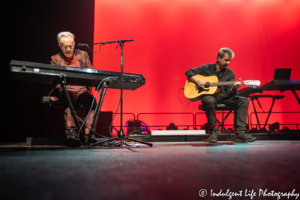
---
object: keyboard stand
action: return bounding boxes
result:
[249,95,285,130]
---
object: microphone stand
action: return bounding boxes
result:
[91,39,152,147]
[119,41,125,139]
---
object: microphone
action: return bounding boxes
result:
[115,39,134,43]
[78,43,87,47]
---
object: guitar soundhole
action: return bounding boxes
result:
[204,82,211,88]
[195,85,209,93]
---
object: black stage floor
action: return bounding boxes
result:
[130,132,300,142]
[1,140,300,200]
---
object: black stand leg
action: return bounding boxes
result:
[216,110,234,141]
[59,74,82,132]
[251,98,261,130]
[291,89,300,104]
[216,110,232,133]
[91,84,107,131]
[94,136,153,147]
[85,81,108,144]
[263,98,276,129]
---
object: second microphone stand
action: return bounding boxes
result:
[92,39,152,147]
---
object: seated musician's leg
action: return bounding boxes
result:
[202,96,218,143]
[234,97,249,132]
[58,89,78,139]
[77,90,97,136]
[202,96,218,131]
[221,97,255,142]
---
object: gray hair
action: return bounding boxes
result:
[57,31,75,44]
[217,47,235,59]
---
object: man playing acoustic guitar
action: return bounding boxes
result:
[185,48,256,143]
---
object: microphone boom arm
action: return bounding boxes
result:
[78,39,134,47]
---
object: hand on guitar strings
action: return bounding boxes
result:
[190,76,205,87]
[232,78,242,92]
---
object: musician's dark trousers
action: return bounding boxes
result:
[57,88,97,135]
[201,96,249,133]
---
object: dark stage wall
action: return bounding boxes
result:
[93,0,300,134]
[5,0,94,141]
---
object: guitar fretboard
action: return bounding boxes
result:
[210,81,245,86]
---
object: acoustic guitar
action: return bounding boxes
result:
[184,74,260,102]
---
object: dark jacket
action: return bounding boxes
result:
[185,63,238,101]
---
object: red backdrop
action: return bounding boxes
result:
[93,0,300,133]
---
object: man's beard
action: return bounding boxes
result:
[222,64,228,68]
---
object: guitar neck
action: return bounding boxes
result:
[211,81,244,87]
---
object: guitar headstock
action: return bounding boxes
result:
[244,80,261,87]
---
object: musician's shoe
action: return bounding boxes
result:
[85,134,97,145]
[208,131,218,143]
[234,131,256,142]
[67,129,78,140]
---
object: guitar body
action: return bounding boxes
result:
[184,75,219,102]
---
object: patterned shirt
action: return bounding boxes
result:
[49,49,93,100]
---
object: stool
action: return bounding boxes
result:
[41,96,84,137]
[199,103,237,137]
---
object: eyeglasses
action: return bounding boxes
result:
[61,45,74,50]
